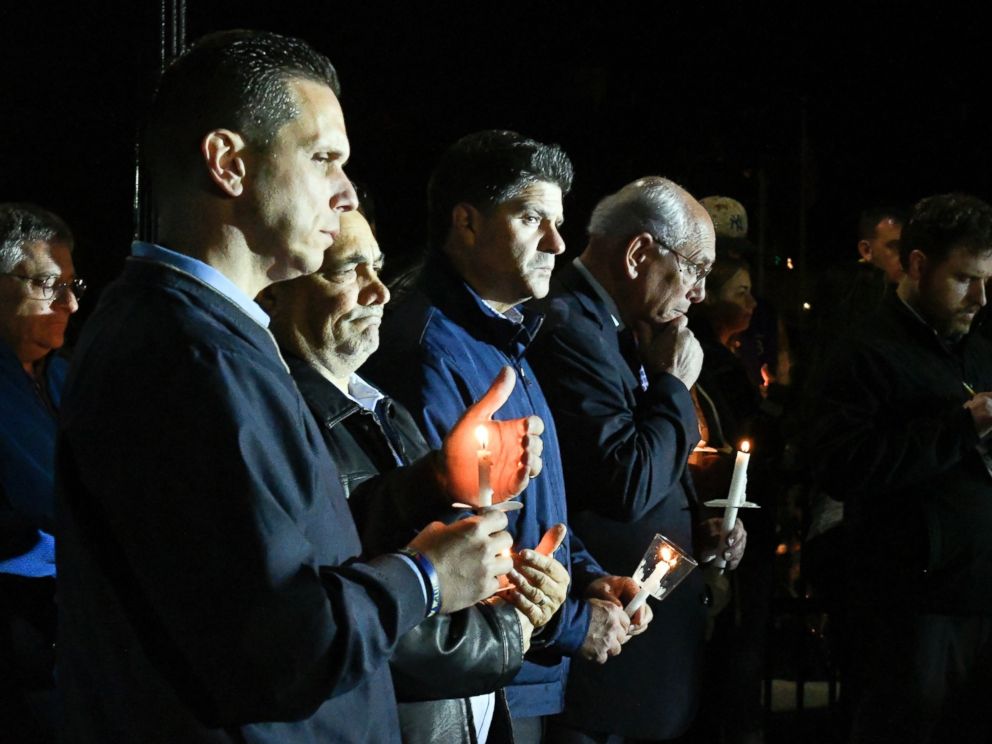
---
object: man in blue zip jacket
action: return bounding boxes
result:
[366,130,651,743]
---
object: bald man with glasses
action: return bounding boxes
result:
[530,177,747,742]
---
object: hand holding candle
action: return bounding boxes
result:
[623,534,697,618]
[702,440,758,571]
[717,440,750,569]
[453,421,522,512]
[440,367,545,507]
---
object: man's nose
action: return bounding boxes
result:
[972,278,988,308]
[332,178,359,213]
[54,286,80,313]
[541,224,566,255]
[361,271,390,306]
[688,279,706,303]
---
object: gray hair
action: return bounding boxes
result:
[587,176,699,251]
[0,203,74,274]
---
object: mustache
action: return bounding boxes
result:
[342,309,383,322]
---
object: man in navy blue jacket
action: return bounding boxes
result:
[367,130,651,743]
[55,32,543,744]
[0,202,81,742]
[529,178,748,742]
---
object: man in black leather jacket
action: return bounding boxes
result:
[263,210,570,743]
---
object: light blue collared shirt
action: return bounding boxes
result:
[131,241,271,329]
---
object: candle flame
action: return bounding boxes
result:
[500,548,511,558]
[475,424,489,449]
[659,545,674,562]
[740,440,750,454]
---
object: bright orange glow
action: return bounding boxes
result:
[740,440,751,454]
[475,424,489,450]
[659,545,674,562]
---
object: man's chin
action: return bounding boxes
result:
[527,277,552,300]
[941,314,977,338]
[959,315,978,334]
[337,335,379,369]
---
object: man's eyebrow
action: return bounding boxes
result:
[326,251,364,268]
[328,250,383,269]
[520,203,564,224]
[306,137,350,163]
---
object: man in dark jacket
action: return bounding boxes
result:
[367,130,651,743]
[0,202,82,742]
[55,31,544,743]
[529,177,747,742]
[810,193,992,744]
[263,209,571,743]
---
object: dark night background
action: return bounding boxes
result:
[2,3,989,341]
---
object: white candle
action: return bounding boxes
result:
[476,424,493,508]
[716,440,750,569]
[625,545,675,617]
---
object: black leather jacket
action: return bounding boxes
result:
[286,354,524,743]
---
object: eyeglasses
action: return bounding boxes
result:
[0,273,87,301]
[651,236,712,285]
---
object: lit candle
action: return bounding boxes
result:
[476,424,493,508]
[625,545,676,618]
[716,440,750,569]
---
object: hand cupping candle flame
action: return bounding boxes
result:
[443,366,545,508]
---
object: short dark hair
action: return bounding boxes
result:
[900,193,992,268]
[427,130,574,249]
[0,203,74,273]
[857,206,907,241]
[143,29,340,199]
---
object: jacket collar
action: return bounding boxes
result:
[885,291,972,358]
[419,253,544,361]
[570,258,624,329]
[284,353,362,429]
[553,261,616,333]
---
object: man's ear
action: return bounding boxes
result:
[624,233,655,279]
[201,129,248,197]
[451,203,481,248]
[857,239,872,262]
[906,249,927,281]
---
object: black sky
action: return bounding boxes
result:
[2,3,988,327]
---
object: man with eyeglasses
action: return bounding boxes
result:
[529,177,748,742]
[0,202,82,742]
